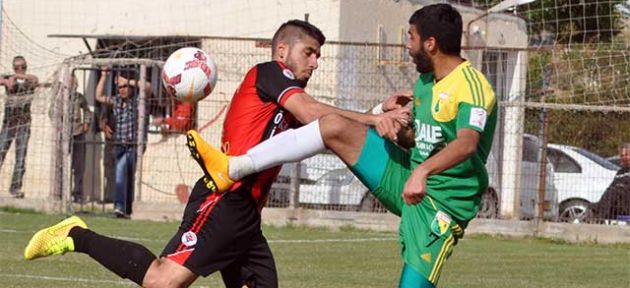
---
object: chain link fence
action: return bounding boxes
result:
[1,36,628,226]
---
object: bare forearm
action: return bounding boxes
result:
[414,132,478,177]
[128,79,152,95]
[298,100,378,125]
[95,74,109,104]
[25,74,38,87]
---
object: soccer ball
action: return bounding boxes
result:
[162,47,218,103]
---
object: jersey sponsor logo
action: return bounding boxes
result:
[282,68,295,80]
[414,120,444,157]
[181,231,198,247]
[430,211,452,236]
[269,109,291,137]
[415,120,443,144]
[469,107,487,130]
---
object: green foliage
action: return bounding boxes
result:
[467,0,626,44]
[530,109,630,156]
[526,0,625,44]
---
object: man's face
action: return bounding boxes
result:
[620,147,630,168]
[406,24,433,74]
[116,76,132,99]
[282,36,321,83]
[13,59,27,75]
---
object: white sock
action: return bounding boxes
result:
[229,120,326,179]
[228,155,255,181]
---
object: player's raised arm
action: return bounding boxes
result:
[283,91,410,127]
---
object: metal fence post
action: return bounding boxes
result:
[536,95,550,224]
[135,64,147,202]
[60,65,73,214]
[289,162,301,209]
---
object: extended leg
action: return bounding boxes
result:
[186,115,368,193]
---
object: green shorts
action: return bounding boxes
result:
[350,128,464,286]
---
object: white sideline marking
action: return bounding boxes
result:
[0,228,19,233]
[0,273,130,285]
[1,228,397,244]
[269,237,397,243]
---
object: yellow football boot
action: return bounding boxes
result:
[24,215,87,260]
[186,130,235,193]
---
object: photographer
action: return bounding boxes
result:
[0,55,38,198]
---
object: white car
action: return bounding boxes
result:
[480,134,558,220]
[546,144,619,223]
[274,134,559,219]
[270,153,379,212]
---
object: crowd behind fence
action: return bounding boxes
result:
[0,37,628,225]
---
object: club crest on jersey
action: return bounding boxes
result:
[282,69,295,80]
[430,211,452,236]
[181,231,198,247]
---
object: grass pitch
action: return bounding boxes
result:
[0,208,628,287]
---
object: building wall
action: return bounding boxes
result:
[0,0,529,207]
[0,0,342,78]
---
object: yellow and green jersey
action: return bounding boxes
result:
[410,60,497,224]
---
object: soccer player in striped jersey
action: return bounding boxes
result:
[24,19,407,288]
[187,4,497,287]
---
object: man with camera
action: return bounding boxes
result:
[0,55,39,198]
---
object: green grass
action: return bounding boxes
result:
[0,210,628,287]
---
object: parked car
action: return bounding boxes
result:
[480,134,558,220]
[546,144,619,223]
[272,133,559,218]
[269,153,380,212]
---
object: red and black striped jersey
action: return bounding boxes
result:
[221,61,306,211]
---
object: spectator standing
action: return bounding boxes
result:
[0,56,38,198]
[95,67,150,217]
[68,75,93,202]
[49,74,93,202]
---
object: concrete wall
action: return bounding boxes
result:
[0,0,342,79]
[0,1,530,214]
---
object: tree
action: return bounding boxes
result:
[466,0,626,44]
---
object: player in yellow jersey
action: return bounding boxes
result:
[186,4,496,287]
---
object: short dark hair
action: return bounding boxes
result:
[114,65,138,80]
[13,55,26,63]
[409,4,462,56]
[271,20,326,55]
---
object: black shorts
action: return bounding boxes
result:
[160,177,277,288]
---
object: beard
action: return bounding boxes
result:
[411,48,433,74]
[284,53,310,85]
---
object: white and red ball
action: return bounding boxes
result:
[162,47,218,103]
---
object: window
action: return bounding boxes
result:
[522,137,540,163]
[482,50,510,101]
[576,148,620,171]
[547,148,582,173]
